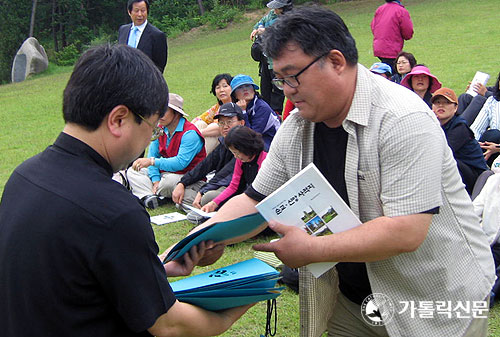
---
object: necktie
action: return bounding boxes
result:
[128,26,139,48]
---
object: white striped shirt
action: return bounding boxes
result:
[470,96,500,140]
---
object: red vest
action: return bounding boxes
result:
[158,119,206,174]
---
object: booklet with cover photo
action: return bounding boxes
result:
[255,163,361,278]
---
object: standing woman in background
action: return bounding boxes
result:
[371,0,414,74]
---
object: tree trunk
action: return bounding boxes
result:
[29,0,38,37]
[197,0,205,15]
[52,0,58,52]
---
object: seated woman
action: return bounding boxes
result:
[191,73,233,154]
[230,74,281,150]
[391,51,416,84]
[431,88,488,195]
[458,81,495,126]
[470,72,500,165]
[401,64,442,108]
[201,126,267,213]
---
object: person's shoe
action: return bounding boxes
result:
[186,210,210,225]
[142,195,160,209]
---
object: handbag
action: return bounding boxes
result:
[251,35,264,62]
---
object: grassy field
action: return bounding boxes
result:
[1,0,499,335]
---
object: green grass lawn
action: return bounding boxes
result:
[1,0,499,335]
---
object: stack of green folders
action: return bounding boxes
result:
[170,258,284,311]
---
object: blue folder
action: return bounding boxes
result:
[170,258,283,311]
[165,212,266,262]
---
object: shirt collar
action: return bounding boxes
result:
[54,132,114,177]
[164,117,186,137]
[343,64,370,128]
[132,20,147,32]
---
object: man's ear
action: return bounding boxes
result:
[326,50,347,74]
[107,105,131,138]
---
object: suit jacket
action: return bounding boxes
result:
[118,22,168,73]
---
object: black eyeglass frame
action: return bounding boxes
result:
[271,51,330,90]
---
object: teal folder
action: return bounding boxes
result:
[165,212,266,262]
[170,258,283,311]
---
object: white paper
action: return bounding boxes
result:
[180,203,217,218]
[466,71,490,97]
[150,212,187,225]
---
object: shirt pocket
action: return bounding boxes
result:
[357,169,383,221]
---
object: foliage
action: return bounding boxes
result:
[202,1,243,29]
[54,44,80,66]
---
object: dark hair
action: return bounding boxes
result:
[225,126,264,157]
[263,6,358,66]
[127,0,149,13]
[493,72,500,101]
[281,1,293,13]
[210,73,233,104]
[63,44,168,131]
[394,51,417,73]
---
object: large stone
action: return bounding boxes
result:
[11,37,48,83]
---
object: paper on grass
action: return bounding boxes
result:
[180,203,216,218]
[256,163,361,278]
[150,212,186,225]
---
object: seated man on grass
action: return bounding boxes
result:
[172,102,245,211]
[128,93,206,209]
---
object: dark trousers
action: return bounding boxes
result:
[259,60,285,113]
[378,57,396,75]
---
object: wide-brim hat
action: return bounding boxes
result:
[267,0,291,9]
[168,93,187,116]
[400,65,442,93]
[230,74,259,94]
[431,87,458,105]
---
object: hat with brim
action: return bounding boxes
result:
[400,65,442,93]
[168,93,187,116]
[230,74,259,94]
[267,0,290,9]
[215,102,244,120]
[431,87,458,105]
[369,62,392,75]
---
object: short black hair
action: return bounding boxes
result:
[127,0,149,13]
[210,73,233,104]
[63,44,168,131]
[224,126,264,157]
[263,6,358,66]
[493,72,500,101]
[395,51,417,73]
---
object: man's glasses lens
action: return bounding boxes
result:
[132,111,164,141]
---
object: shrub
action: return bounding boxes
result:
[54,44,80,67]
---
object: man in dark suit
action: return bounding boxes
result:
[118,0,167,73]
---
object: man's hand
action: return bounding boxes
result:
[197,243,225,266]
[193,192,203,209]
[164,241,213,277]
[252,221,314,268]
[172,183,185,204]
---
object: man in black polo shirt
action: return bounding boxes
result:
[0,44,249,337]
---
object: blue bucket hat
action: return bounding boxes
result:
[369,62,392,76]
[230,74,259,94]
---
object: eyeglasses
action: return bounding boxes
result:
[131,111,164,141]
[396,60,409,65]
[218,119,238,127]
[272,51,329,90]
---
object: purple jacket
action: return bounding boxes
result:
[370,1,413,58]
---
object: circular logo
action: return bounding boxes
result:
[361,293,395,326]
